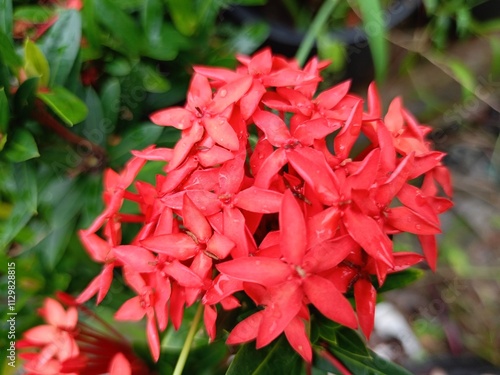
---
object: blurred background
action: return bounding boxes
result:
[0,0,499,374]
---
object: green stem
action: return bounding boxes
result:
[295,0,340,67]
[172,303,204,375]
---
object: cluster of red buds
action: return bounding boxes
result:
[21,48,453,369]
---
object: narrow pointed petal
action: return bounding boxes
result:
[183,194,212,243]
[366,81,382,118]
[386,207,441,235]
[78,230,111,263]
[146,314,160,362]
[334,100,363,159]
[167,122,204,172]
[42,298,69,328]
[418,234,438,271]
[240,80,267,120]
[254,148,288,188]
[193,65,241,82]
[113,245,156,273]
[354,279,377,339]
[257,280,303,348]
[203,116,239,151]
[344,206,394,267]
[284,317,312,363]
[218,152,245,193]
[248,48,272,75]
[391,252,424,272]
[97,263,114,304]
[204,304,218,342]
[303,275,357,329]
[287,147,338,205]
[132,147,173,161]
[226,311,263,344]
[304,234,359,273]
[208,76,253,114]
[115,296,146,321]
[164,260,203,288]
[235,187,283,213]
[23,325,58,344]
[216,257,292,285]
[197,145,234,167]
[252,109,291,147]
[409,151,445,178]
[150,107,193,129]
[433,165,453,197]
[315,80,351,109]
[141,233,198,260]
[223,207,249,258]
[187,73,213,109]
[384,97,404,133]
[206,232,235,260]
[376,152,415,206]
[203,274,244,305]
[279,190,307,265]
[307,207,340,247]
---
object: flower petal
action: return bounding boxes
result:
[280,190,307,265]
[216,257,292,286]
[354,278,377,339]
[235,186,283,213]
[115,296,146,321]
[150,107,193,129]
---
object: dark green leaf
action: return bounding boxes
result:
[376,268,425,293]
[14,77,38,116]
[104,57,131,76]
[0,162,37,251]
[14,5,53,23]
[226,336,304,375]
[2,128,39,162]
[33,218,76,270]
[334,327,369,357]
[0,0,13,36]
[141,24,184,61]
[78,86,105,145]
[330,348,413,375]
[100,78,121,131]
[0,28,21,68]
[37,86,88,126]
[0,87,8,133]
[80,0,102,58]
[93,0,142,57]
[165,0,198,36]
[315,315,340,345]
[39,10,82,87]
[24,39,50,87]
[141,0,163,43]
[109,122,163,165]
[357,0,388,83]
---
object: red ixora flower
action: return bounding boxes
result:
[19,294,150,375]
[64,48,453,365]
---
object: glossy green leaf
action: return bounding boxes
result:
[0,0,13,36]
[109,122,163,165]
[24,39,50,87]
[357,0,388,83]
[375,268,424,293]
[100,77,121,132]
[141,0,163,43]
[316,315,340,345]
[334,327,369,357]
[39,9,81,87]
[14,77,38,116]
[93,0,142,57]
[166,0,198,36]
[2,128,39,162]
[37,86,88,126]
[330,348,413,375]
[14,5,53,23]
[0,162,37,251]
[0,87,8,133]
[0,28,21,68]
[226,336,303,375]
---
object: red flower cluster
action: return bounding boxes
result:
[18,294,149,375]
[76,48,452,363]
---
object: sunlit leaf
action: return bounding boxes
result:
[37,86,88,126]
[24,39,50,87]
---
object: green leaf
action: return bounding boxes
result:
[39,10,82,87]
[100,77,121,131]
[0,28,21,68]
[0,0,13,36]
[0,87,8,133]
[141,0,163,43]
[490,36,500,80]
[93,0,142,57]
[446,59,476,101]
[109,122,163,165]
[14,5,53,23]
[24,39,50,87]
[330,348,413,375]
[2,128,39,162]
[376,268,424,293]
[317,34,346,73]
[357,0,388,83]
[165,0,198,36]
[140,63,170,93]
[226,336,304,375]
[14,77,38,116]
[224,22,270,55]
[0,162,37,251]
[33,218,76,270]
[37,86,88,126]
[79,86,105,145]
[335,327,369,357]
[140,24,184,61]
